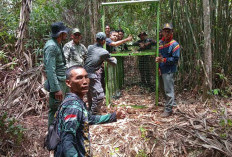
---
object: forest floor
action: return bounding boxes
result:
[9,85,231,157]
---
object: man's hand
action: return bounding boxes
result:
[55,90,63,101]
[156,56,165,63]
[139,43,145,48]
[116,109,126,119]
[126,35,133,42]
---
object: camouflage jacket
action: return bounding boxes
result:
[43,39,66,92]
[55,93,117,157]
[63,40,87,68]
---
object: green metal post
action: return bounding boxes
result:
[101,6,110,105]
[155,3,160,106]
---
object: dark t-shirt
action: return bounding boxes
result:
[106,38,116,53]
[84,43,117,75]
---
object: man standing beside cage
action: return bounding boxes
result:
[43,22,70,126]
[63,28,87,68]
[133,32,156,89]
[84,32,117,114]
[156,23,180,118]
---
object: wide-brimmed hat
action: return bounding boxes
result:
[51,22,69,38]
[96,32,106,40]
[163,23,173,30]
[138,32,147,38]
[72,28,81,34]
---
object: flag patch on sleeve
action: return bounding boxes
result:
[64,114,77,122]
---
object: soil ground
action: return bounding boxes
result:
[9,86,231,157]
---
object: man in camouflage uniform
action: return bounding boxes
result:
[43,22,69,126]
[63,28,87,67]
[84,32,117,114]
[55,65,125,156]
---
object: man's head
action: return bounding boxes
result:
[138,32,147,40]
[66,65,89,98]
[162,23,173,41]
[105,25,111,36]
[96,32,106,45]
[71,28,82,44]
[51,22,69,41]
[110,31,118,42]
[117,29,124,40]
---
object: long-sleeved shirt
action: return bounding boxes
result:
[159,39,180,74]
[63,40,87,68]
[43,39,66,92]
[84,43,117,77]
[55,93,117,157]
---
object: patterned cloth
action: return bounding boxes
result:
[55,93,117,157]
[63,40,87,67]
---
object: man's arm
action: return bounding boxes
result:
[88,110,125,125]
[61,107,82,157]
[44,46,61,92]
[63,44,71,68]
[109,35,132,47]
[102,51,117,65]
[106,57,117,66]
[88,112,117,125]
[156,43,180,65]
[82,45,88,62]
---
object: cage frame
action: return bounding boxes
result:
[101,0,160,105]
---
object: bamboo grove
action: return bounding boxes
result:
[0,0,232,94]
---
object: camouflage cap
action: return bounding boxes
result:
[163,23,173,30]
[72,28,81,34]
[96,32,106,40]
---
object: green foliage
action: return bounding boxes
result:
[0,112,26,147]
[105,3,158,41]
[212,89,220,95]
[0,50,8,63]
[0,0,21,46]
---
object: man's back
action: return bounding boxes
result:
[84,43,114,74]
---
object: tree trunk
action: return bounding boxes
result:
[15,0,32,67]
[203,0,212,97]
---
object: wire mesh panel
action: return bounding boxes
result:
[106,51,157,103]
[102,0,160,105]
